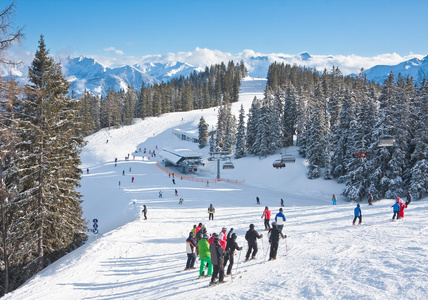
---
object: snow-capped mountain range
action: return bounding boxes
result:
[4,49,428,96]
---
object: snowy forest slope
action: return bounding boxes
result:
[3,78,428,300]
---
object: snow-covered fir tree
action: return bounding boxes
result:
[235,104,246,159]
[198,116,209,149]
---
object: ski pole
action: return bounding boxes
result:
[233,251,242,282]
[264,243,270,260]
[285,237,288,258]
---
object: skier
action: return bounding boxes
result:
[261,206,271,230]
[191,224,197,237]
[159,190,163,198]
[86,168,89,174]
[131,176,134,183]
[142,205,147,220]
[172,178,176,184]
[185,232,197,270]
[208,204,215,220]
[268,222,285,261]
[353,204,362,225]
[256,196,260,204]
[224,229,242,276]
[406,192,412,207]
[275,208,286,231]
[219,227,227,241]
[368,192,373,206]
[332,194,337,205]
[244,224,263,261]
[280,198,284,207]
[398,197,406,219]
[391,198,400,220]
[179,197,183,204]
[122,170,125,176]
[209,233,227,285]
[175,189,178,196]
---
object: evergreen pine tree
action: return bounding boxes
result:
[235,104,246,158]
[198,116,209,149]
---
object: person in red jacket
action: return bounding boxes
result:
[261,206,271,230]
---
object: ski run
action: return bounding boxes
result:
[4,78,427,300]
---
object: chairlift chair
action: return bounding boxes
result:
[222,161,235,169]
[273,159,286,169]
[281,154,296,163]
[378,135,395,147]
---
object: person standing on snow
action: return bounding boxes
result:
[391,198,400,220]
[368,192,373,205]
[198,234,213,277]
[142,205,147,220]
[208,204,215,220]
[244,224,263,261]
[159,190,163,198]
[209,233,227,285]
[280,198,284,207]
[332,194,337,205]
[268,222,285,261]
[406,192,412,207]
[224,230,242,275]
[256,196,260,204]
[353,204,362,225]
[185,232,197,270]
[261,206,271,230]
[275,208,286,231]
[219,227,227,242]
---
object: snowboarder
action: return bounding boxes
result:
[244,224,263,261]
[224,229,242,275]
[185,232,197,270]
[261,206,271,230]
[179,197,183,204]
[142,205,147,220]
[406,192,412,207]
[256,196,260,204]
[275,208,286,231]
[353,204,362,225]
[208,204,215,220]
[368,192,373,206]
[332,194,337,205]
[268,222,285,260]
[280,198,284,207]
[209,233,227,285]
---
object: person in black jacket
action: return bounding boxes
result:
[224,229,242,275]
[245,224,263,261]
[209,233,227,285]
[268,222,285,260]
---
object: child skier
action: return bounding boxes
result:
[353,204,362,225]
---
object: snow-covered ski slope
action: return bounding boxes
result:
[5,78,428,300]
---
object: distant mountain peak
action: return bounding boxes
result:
[300,52,312,61]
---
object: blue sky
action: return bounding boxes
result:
[12,0,428,62]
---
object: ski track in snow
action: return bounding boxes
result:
[4,77,428,300]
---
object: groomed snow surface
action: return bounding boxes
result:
[5,78,428,300]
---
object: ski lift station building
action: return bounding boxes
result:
[173,128,199,143]
[159,147,204,174]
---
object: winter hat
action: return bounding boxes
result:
[357,204,360,207]
[198,223,203,227]
[265,206,268,209]
[213,233,219,241]
[203,234,209,239]
[231,233,237,239]
[279,208,283,212]
[222,227,227,231]
[189,232,194,237]
[249,224,255,229]
[272,221,277,226]
[396,197,400,202]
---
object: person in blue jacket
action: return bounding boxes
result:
[275,208,286,231]
[391,198,400,220]
[353,204,362,225]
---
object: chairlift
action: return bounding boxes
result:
[378,135,395,147]
[353,148,367,159]
[222,158,234,169]
[273,159,286,169]
[281,154,296,164]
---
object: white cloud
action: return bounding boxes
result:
[104,47,124,55]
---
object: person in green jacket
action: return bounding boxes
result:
[198,234,213,277]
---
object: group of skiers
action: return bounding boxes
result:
[185,207,288,285]
[352,193,412,225]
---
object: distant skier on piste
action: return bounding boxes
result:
[353,204,362,225]
[392,198,400,220]
[406,192,412,207]
[208,204,215,220]
[209,233,227,285]
[224,229,242,275]
[142,205,147,220]
[268,222,285,261]
[244,224,263,261]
